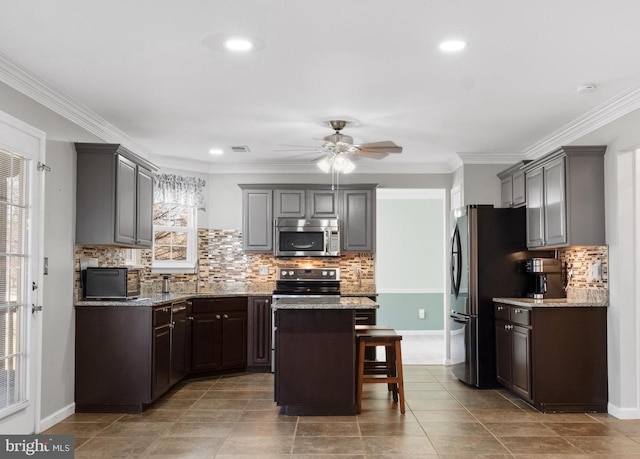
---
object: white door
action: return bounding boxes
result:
[0,111,45,433]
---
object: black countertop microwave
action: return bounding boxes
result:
[84,267,142,299]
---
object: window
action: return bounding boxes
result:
[152,203,197,273]
[0,150,29,415]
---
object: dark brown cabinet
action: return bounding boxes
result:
[152,305,172,400]
[171,301,191,384]
[247,296,272,371]
[75,143,157,248]
[495,304,532,401]
[494,302,607,412]
[275,308,357,415]
[191,297,247,373]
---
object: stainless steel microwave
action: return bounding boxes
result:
[84,267,142,299]
[274,218,340,257]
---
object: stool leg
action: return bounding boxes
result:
[395,341,405,414]
[356,339,366,414]
[385,345,395,394]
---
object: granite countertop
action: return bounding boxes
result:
[75,283,377,307]
[493,297,608,308]
[272,296,379,310]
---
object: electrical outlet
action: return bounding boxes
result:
[259,265,270,275]
[419,309,425,319]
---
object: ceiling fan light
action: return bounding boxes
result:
[317,156,333,172]
[342,158,356,174]
[332,155,348,171]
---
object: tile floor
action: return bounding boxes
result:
[45,366,640,458]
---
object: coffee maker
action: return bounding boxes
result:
[524,258,565,299]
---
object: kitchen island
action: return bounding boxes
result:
[272,296,379,416]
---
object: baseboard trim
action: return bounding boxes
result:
[38,403,76,433]
[606,403,640,420]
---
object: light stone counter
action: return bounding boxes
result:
[493,297,608,308]
[272,296,378,310]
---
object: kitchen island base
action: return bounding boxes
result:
[275,309,357,416]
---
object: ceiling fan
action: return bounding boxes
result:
[279,120,403,173]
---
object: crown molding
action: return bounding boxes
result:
[0,51,153,157]
[523,81,640,160]
[456,152,526,165]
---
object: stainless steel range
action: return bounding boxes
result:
[271,267,341,371]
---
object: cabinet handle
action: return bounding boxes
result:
[187,316,194,321]
[514,309,521,314]
[223,314,229,319]
[497,306,504,311]
[216,314,221,319]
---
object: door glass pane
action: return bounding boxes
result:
[0,149,29,414]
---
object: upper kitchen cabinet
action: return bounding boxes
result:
[497,161,530,208]
[240,184,376,253]
[524,146,606,249]
[274,189,306,218]
[241,187,273,252]
[75,143,157,248]
[274,188,339,219]
[308,189,339,218]
[340,187,375,252]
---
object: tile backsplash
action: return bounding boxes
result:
[557,245,608,302]
[75,229,375,299]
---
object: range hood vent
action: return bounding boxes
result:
[231,145,250,153]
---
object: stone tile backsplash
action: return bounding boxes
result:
[75,231,608,302]
[75,228,375,299]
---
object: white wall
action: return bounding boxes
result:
[570,107,640,418]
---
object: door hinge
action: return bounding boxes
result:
[37,162,51,172]
[32,304,43,314]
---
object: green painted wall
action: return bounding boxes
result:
[376,292,444,330]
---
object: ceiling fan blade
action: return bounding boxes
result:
[355,141,403,154]
[353,151,389,160]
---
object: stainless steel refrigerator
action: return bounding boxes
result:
[449,205,528,388]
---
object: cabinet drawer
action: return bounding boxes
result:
[191,297,247,314]
[354,309,376,325]
[510,307,531,326]
[495,303,510,321]
[153,306,171,326]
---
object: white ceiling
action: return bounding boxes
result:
[1,0,640,174]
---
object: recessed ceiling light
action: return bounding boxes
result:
[209,148,224,155]
[439,40,467,53]
[576,83,597,94]
[224,38,253,52]
[202,34,265,53]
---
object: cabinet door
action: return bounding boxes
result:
[115,155,138,245]
[274,190,305,218]
[308,190,339,218]
[136,166,154,247]
[543,157,567,247]
[170,302,190,385]
[525,167,545,248]
[191,313,222,371]
[247,297,272,368]
[243,189,273,251]
[495,319,512,388]
[512,170,526,207]
[500,176,513,208]
[341,189,374,252]
[221,311,248,369]
[152,323,172,400]
[511,325,532,401]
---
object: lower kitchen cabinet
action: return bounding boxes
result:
[191,297,248,373]
[247,296,272,371]
[494,302,607,412]
[76,305,178,412]
[170,300,191,384]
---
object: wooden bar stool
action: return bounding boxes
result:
[356,328,405,414]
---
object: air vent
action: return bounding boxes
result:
[231,146,251,153]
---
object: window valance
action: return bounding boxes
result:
[154,173,206,209]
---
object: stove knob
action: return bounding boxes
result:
[329,271,335,276]
[288,270,294,276]
[322,271,327,276]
